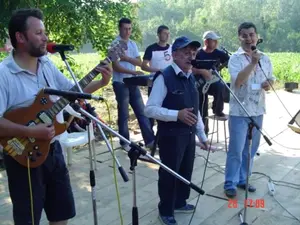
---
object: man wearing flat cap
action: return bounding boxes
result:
[193,31,230,133]
[145,36,209,225]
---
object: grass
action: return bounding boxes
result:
[47,52,300,130]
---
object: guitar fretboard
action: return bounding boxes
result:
[46,56,111,119]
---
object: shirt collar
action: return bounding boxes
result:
[116,35,131,44]
[6,50,48,74]
[171,62,192,78]
[237,46,264,55]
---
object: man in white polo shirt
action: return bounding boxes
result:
[111,18,155,151]
[224,22,276,198]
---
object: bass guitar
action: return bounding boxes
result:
[0,40,127,168]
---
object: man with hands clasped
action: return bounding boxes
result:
[111,17,155,151]
[145,36,209,225]
[224,22,276,198]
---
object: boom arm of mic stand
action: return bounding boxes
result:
[59,52,129,182]
[211,67,272,146]
[71,103,205,195]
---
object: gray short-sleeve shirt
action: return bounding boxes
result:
[0,52,74,117]
[0,52,74,142]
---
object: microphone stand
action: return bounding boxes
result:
[58,50,128,180]
[211,66,272,225]
[56,50,129,225]
[68,103,206,225]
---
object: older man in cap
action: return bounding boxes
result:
[192,31,230,133]
[145,36,209,225]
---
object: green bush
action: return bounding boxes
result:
[2,52,300,84]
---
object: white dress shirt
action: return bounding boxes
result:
[228,47,276,116]
[144,62,208,143]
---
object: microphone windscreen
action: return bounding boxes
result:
[46,43,56,53]
[251,45,257,51]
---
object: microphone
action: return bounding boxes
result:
[220,46,231,55]
[251,45,262,68]
[47,43,74,53]
[191,59,218,69]
[43,88,105,101]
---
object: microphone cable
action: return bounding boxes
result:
[187,91,217,225]
[27,158,35,225]
[103,99,124,225]
[196,152,300,223]
[259,63,293,119]
[252,46,294,120]
[255,60,300,150]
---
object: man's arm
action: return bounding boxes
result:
[0,118,54,139]
[120,55,142,67]
[196,110,208,143]
[119,41,142,67]
[234,51,260,87]
[53,60,112,93]
[0,76,55,139]
[141,59,160,73]
[83,63,112,93]
[141,46,160,72]
[112,60,140,75]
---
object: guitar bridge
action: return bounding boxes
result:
[7,138,25,155]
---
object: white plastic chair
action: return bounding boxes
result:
[59,105,97,169]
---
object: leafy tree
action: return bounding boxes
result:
[138,0,300,52]
[0,0,141,54]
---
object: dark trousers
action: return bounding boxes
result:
[198,80,225,133]
[158,133,196,216]
[112,82,155,146]
[3,141,76,225]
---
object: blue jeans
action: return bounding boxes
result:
[224,115,263,190]
[113,82,154,146]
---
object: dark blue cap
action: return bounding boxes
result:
[172,36,201,52]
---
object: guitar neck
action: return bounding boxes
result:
[47,56,111,119]
[71,56,111,92]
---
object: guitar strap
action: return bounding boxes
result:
[42,71,51,87]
